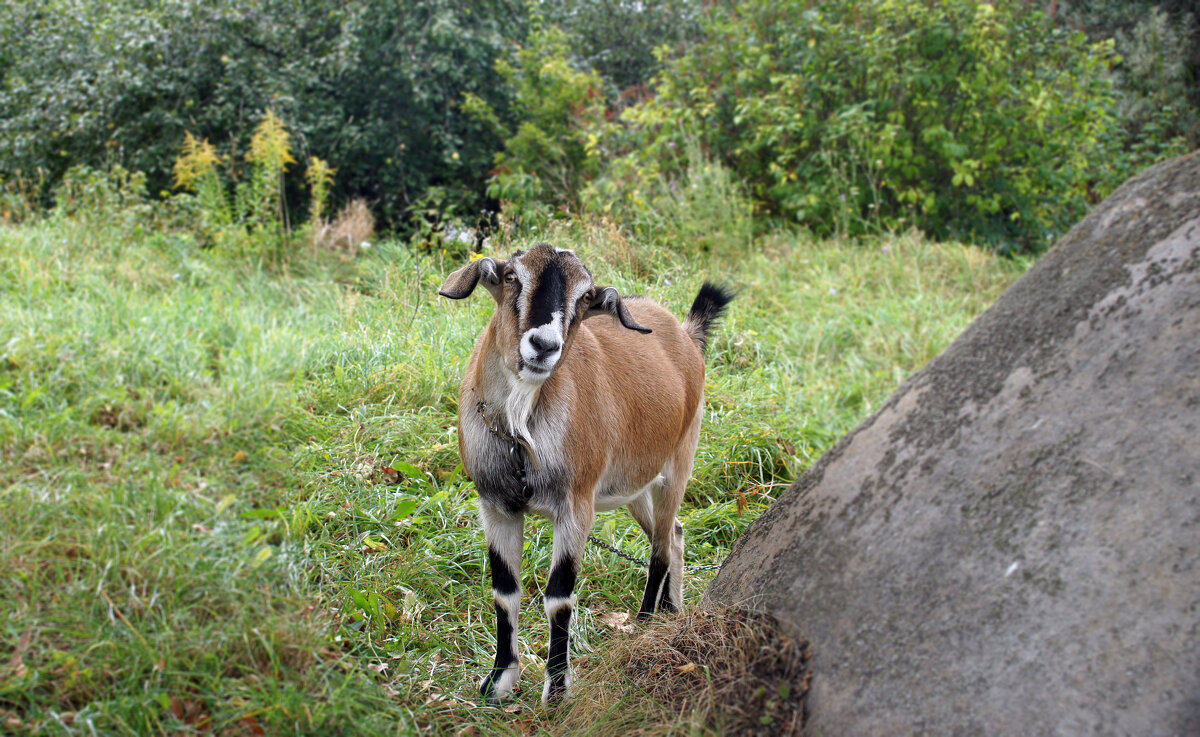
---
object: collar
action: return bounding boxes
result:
[471,389,543,473]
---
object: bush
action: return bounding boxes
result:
[542,0,704,96]
[593,0,1122,252]
[1072,5,1197,188]
[464,21,606,227]
[0,0,526,229]
[172,110,335,261]
[584,135,755,253]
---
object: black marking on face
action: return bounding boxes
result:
[528,260,566,329]
[489,546,519,596]
[545,605,572,695]
[545,557,578,601]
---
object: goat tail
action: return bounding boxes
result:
[684,282,735,354]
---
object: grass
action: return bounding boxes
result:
[0,208,1024,735]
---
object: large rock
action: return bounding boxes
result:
[706,153,1200,736]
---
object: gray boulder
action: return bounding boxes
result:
[705,153,1200,736]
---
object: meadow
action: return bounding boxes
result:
[0,209,1024,735]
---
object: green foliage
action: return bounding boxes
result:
[466,21,606,224]
[593,0,1122,252]
[1086,6,1196,187]
[0,169,47,226]
[0,0,526,229]
[541,0,704,95]
[239,109,296,239]
[585,135,756,253]
[1053,0,1199,135]
[305,157,336,229]
[171,110,333,260]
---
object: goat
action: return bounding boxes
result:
[438,244,733,703]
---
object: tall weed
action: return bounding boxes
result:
[172,110,341,263]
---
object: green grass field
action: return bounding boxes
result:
[0,212,1024,735]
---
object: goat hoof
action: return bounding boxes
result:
[480,666,518,704]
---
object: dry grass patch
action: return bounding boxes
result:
[312,197,376,255]
[561,608,811,736]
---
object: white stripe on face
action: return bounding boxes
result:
[565,276,592,323]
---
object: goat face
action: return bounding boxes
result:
[439,244,651,384]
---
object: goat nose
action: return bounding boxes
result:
[529,334,561,356]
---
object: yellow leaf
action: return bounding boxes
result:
[251,547,272,568]
[676,662,699,673]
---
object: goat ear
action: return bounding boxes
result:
[439,258,504,300]
[584,286,652,333]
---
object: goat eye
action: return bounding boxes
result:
[504,272,517,284]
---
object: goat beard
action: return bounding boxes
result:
[503,374,541,461]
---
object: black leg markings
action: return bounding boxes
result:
[489,546,519,595]
[638,553,669,620]
[545,556,578,600]
[481,601,517,701]
[657,571,676,613]
[543,556,577,700]
[545,605,572,698]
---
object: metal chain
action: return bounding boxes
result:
[587,534,724,573]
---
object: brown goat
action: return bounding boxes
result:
[439,244,732,702]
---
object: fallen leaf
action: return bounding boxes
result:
[599,611,635,633]
[504,703,525,714]
[231,450,248,463]
[361,537,387,553]
[676,662,699,673]
[240,715,266,736]
[367,661,388,675]
[168,697,211,730]
[379,466,400,484]
[191,524,213,535]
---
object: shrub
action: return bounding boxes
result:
[0,0,526,229]
[593,0,1122,252]
[1094,7,1196,187]
[584,135,755,253]
[172,110,338,260]
[464,21,606,226]
[542,0,704,96]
